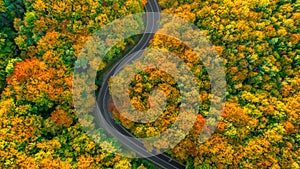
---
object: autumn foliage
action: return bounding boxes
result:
[0,0,299,168]
[0,0,155,168]
[110,0,299,168]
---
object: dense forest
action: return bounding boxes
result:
[112,0,300,168]
[0,0,299,168]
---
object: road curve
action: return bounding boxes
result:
[96,0,186,168]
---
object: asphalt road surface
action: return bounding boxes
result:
[96,0,186,168]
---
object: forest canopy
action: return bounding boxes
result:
[0,0,299,168]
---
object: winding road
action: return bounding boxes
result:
[96,0,186,168]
